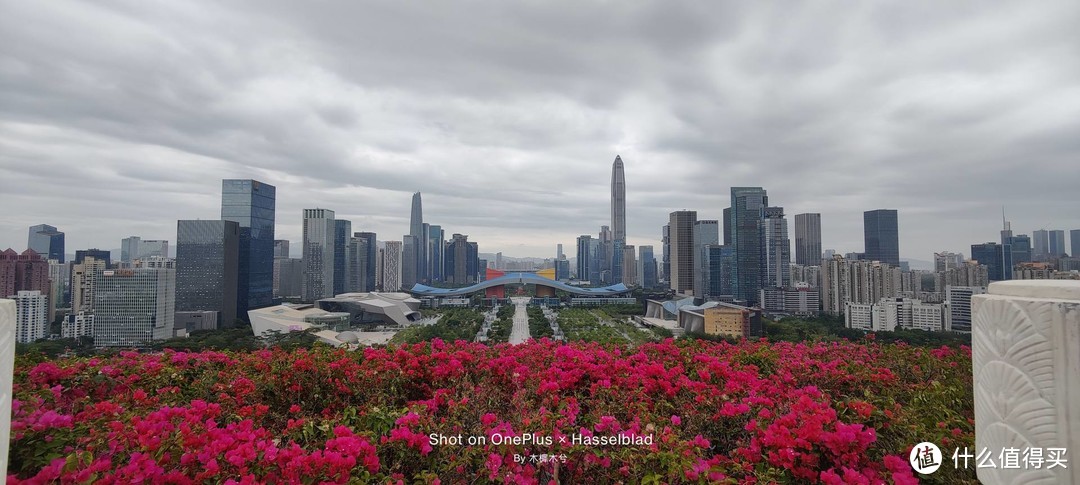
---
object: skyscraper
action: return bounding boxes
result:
[1033,229,1049,259]
[1071,229,1080,258]
[94,267,176,347]
[409,192,426,284]
[704,245,736,300]
[793,213,821,266]
[345,234,367,293]
[971,242,1010,282]
[669,210,697,295]
[221,179,276,315]
[760,206,791,288]
[333,219,352,295]
[175,220,240,328]
[429,225,444,283]
[639,245,657,289]
[401,235,418,290]
[1008,234,1032,265]
[1049,230,1066,257]
[863,209,900,267]
[121,236,141,263]
[27,224,65,263]
[622,245,637,286]
[71,256,106,314]
[661,225,670,285]
[730,188,768,304]
[576,235,593,282]
[121,236,169,263]
[382,240,402,291]
[610,155,626,284]
[356,232,378,291]
[444,234,478,285]
[302,209,335,301]
[13,290,48,343]
[693,220,719,299]
[75,249,111,268]
[273,240,290,259]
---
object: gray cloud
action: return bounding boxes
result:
[2,0,1079,261]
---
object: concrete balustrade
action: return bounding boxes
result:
[972,280,1080,484]
[1,299,15,479]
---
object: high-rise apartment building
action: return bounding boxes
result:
[693,220,719,299]
[863,209,899,267]
[0,249,50,305]
[934,252,964,272]
[302,209,335,301]
[71,256,106,314]
[760,207,791,289]
[669,211,697,295]
[730,188,768,304]
[793,213,821,266]
[27,224,65,263]
[94,268,175,347]
[221,179,276,314]
[175,220,240,328]
[1048,230,1066,257]
[382,240,402,291]
[946,286,986,332]
[13,290,48,343]
[333,219,352,295]
[820,256,903,315]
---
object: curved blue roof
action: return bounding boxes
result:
[408,272,631,297]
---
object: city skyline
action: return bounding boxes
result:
[2,2,1079,260]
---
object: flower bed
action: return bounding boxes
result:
[8,338,976,483]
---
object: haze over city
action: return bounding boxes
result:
[2,1,1079,260]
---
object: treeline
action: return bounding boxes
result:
[682,315,971,347]
[389,308,485,344]
[527,306,553,338]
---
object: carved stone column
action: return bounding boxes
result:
[1,299,15,478]
[972,280,1080,484]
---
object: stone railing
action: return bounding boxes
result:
[1,299,15,479]
[972,280,1080,484]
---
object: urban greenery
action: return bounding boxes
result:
[526,306,553,338]
[388,308,484,345]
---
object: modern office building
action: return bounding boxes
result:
[1071,229,1080,258]
[75,249,111,268]
[333,219,352,295]
[622,245,637,286]
[793,213,821,266]
[760,283,820,316]
[93,268,176,347]
[1049,230,1067,257]
[1005,235,1032,265]
[409,192,427,284]
[971,242,1010,282]
[661,225,670,285]
[221,179,276,316]
[863,209,899,267]
[703,244,736,300]
[12,290,48,343]
[1032,229,1050,259]
[639,245,657,289]
[273,258,303,298]
[428,225,444,283]
[121,236,168,263]
[730,188,768,304]
[382,240,402,291]
[555,258,570,281]
[444,234,479,285]
[345,234,368,293]
[352,232,377,291]
[274,240,290,259]
[610,155,626,284]
[760,206,791,289]
[669,211,697,295]
[401,235,418,290]
[27,224,65,263]
[302,209,336,301]
[576,235,593,282]
[693,220,719,299]
[946,286,986,332]
[175,220,240,328]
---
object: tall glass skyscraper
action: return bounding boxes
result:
[610,155,626,284]
[863,209,899,267]
[760,207,791,288]
[409,192,426,284]
[333,219,352,295]
[176,220,240,328]
[28,224,65,263]
[639,245,657,289]
[302,209,335,301]
[793,213,821,266]
[729,188,767,304]
[221,179,276,316]
[355,232,378,291]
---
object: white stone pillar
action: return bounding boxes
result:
[1,299,15,479]
[972,280,1080,484]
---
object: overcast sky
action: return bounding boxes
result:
[2,1,1078,263]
